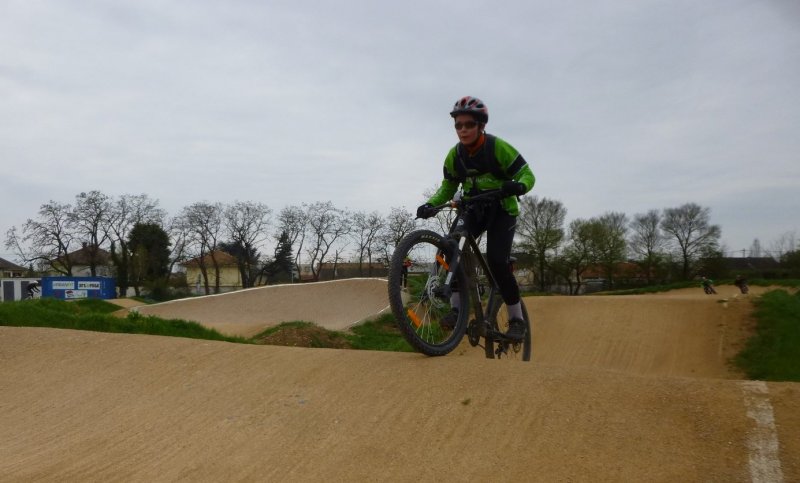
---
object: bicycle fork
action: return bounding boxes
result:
[440,233,467,300]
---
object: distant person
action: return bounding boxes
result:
[701,276,717,295]
[734,275,749,294]
[26,280,40,299]
[401,256,412,287]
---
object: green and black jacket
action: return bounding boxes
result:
[427,133,535,216]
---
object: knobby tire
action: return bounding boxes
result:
[388,230,469,356]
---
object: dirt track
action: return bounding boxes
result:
[1,283,798,482]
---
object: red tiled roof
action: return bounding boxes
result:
[182,250,239,268]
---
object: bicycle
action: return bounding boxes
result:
[25,283,40,300]
[387,190,532,360]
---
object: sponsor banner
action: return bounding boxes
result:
[53,281,76,290]
[77,281,102,290]
[64,289,88,299]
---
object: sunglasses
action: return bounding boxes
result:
[454,121,479,130]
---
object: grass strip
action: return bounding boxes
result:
[0,298,411,351]
[0,298,248,343]
[734,289,800,382]
[346,313,414,352]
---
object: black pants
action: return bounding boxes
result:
[462,201,520,306]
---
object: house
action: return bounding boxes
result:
[181,250,242,294]
[722,257,783,278]
[48,245,114,277]
[0,257,27,278]
[582,262,647,282]
[316,262,388,280]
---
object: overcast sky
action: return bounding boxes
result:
[2,0,798,262]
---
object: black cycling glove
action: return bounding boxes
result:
[416,203,437,219]
[501,180,527,196]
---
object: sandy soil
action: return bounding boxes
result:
[1,283,798,482]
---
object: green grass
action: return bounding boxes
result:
[0,298,412,352]
[734,289,800,382]
[0,298,249,343]
[346,314,413,352]
[251,314,413,352]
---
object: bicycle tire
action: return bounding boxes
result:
[485,296,532,361]
[388,230,469,356]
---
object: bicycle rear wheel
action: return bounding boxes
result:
[388,230,469,356]
[485,296,532,361]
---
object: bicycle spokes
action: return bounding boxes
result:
[388,230,469,355]
[407,308,423,328]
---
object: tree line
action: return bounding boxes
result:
[517,197,799,293]
[4,191,419,296]
[5,190,798,297]
[516,198,720,294]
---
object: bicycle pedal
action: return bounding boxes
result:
[467,320,481,346]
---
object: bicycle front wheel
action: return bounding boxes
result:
[485,297,532,361]
[387,230,469,356]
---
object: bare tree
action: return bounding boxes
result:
[277,205,308,278]
[351,210,385,276]
[554,218,595,294]
[380,207,418,263]
[516,195,566,291]
[629,210,665,284]
[768,231,797,261]
[165,215,191,290]
[182,202,224,294]
[6,200,75,275]
[592,212,628,287]
[224,201,272,288]
[108,194,165,296]
[304,202,350,281]
[70,191,113,276]
[748,238,763,258]
[660,203,721,279]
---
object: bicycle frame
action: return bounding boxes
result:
[437,198,509,342]
[388,189,531,359]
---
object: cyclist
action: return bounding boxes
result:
[416,96,535,340]
[734,274,748,294]
[26,280,41,299]
[701,276,717,294]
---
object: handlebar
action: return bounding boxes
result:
[429,189,505,213]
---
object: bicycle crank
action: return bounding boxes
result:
[467,319,482,346]
[495,341,522,358]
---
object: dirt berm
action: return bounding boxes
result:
[1,284,798,481]
[132,278,391,337]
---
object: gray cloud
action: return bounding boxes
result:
[1,0,798,259]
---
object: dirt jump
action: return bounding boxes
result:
[1,282,798,482]
[132,278,391,337]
